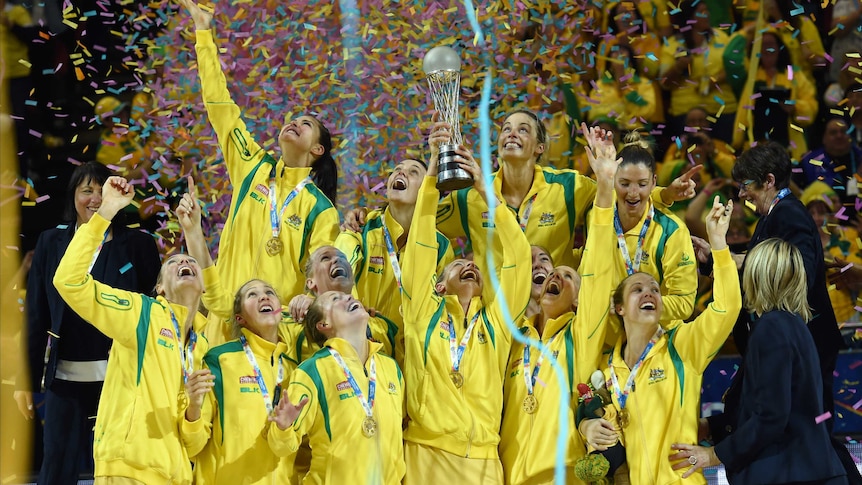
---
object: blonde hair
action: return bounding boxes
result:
[742,239,812,321]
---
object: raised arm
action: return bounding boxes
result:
[179,0,266,183]
[267,367,315,458]
[52,177,146,347]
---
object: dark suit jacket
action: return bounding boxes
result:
[709,194,844,441]
[714,311,846,484]
[24,223,160,392]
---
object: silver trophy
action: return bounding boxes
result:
[423,45,472,192]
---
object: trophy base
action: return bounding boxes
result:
[436,144,473,192]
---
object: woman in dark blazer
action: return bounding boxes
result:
[671,238,847,484]
[14,161,160,485]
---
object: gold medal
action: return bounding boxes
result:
[450,371,464,388]
[265,237,283,256]
[618,408,630,428]
[178,391,189,410]
[361,416,378,438]
[522,394,538,414]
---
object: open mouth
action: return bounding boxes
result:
[503,141,522,150]
[177,266,195,278]
[639,301,656,311]
[330,265,348,278]
[545,280,561,296]
[348,300,362,312]
[392,175,408,191]
[460,268,478,281]
[625,199,641,207]
[532,271,547,285]
[282,126,299,137]
[259,304,275,313]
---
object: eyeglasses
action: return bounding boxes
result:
[738,179,756,192]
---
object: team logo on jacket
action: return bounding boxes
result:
[640,251,650,263]
[438,320,451,340]
[538,212,555,227]
[255,184,270,197]
[678,253,694,267]
[387,382,397,394]
[286,214,303,230]
[159,328,174,339]
[239,376,257,384]
[336,381,352,392]
[480,211,496,228]
[370,256,384,266]
[648,367,666,385]
[477,331,487,344]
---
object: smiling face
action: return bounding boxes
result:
[737,177,776,215]
[614,272,662,326]
[498,112,545,164]
[306,246,353,295]
[235,280,282,336]
[156,254,204,301]
[315,290,369,340]
[615,162,656,221]
[539,265,581,318]
[74,178,103,226]
[386,159,426,205]
[531,246,554,301]
[278,115,325,163]
[436,259,482,299]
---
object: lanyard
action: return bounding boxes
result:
[329,348,376,419]
[522,334,557,396]
[268,171,311,238]
[767,187,791,215]
[381,222,402,293]
[447,312,481,373]
[87,229,110,274]
[168,306,197,383]
[240,334,285,415]
[518,194,538,232]
[608,327,663,410]
[613,204,654,275]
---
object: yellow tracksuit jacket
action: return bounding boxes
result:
[401,176,531,459]
[660,30,738,117]
[437,165,594,270]
[335,207,454,364]
[181,329,291,484]
[600,248,740,485]
[608,201,697,323]
[500,205,616,485]
[272,338,405,484]
[194,29,339,343]
[53,213,209,485]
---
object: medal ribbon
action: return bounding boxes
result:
[269,173,312,239]
[522,334,557,397]
[381,222,403,293]
[613,204,654,275]
[240,334,285,415]
[447,312,481,373]
[608,327,664,410]
[168,306,197,383]
[86,229,110,274]
[328,348,376,419]
[518,194,538,232]
[767,187,790,215]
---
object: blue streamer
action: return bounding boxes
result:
[463,2,569,484]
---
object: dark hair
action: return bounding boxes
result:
[732,141,792,189]
[769,0,802,30]
[309,116,338,205]
[760,32,792,73]
[674,0,712,51]
[612,43,639,73]
[502,109,548,163]
[64,162,115,223]
[302,296,329,346]
[618,131,656,174]
[607,2,646,37]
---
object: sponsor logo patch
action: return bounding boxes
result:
[159,328,173,338]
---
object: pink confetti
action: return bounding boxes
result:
[853,399,862,410]
[815,412,831,424]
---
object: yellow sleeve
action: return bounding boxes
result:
[8,5,32,25]
[402,177,446,327]
[306,206,340,255]
[792,73,818,126]
[335,230,364,279]
[435,188,468,240]
[626,82,657,122]
[657,218,697,322]
[483,199,531,323]
[52,214,148,348]
[668,248,741,373]
[659,38,681,79]
[180,384,215,458]
[800,18,825,57]
[573,206,615,383]
[194,29,266,184]
[201,265,234,322]
[435,231,455,276]
[267,367,319,458]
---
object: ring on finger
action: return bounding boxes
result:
[688,455,698,466]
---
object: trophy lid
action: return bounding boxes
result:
[423,45,461,74]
